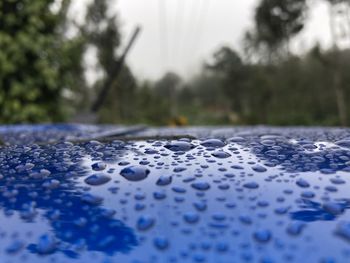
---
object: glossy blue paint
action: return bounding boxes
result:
[0,125,350,262]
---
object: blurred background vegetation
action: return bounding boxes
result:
[1,0,350,126]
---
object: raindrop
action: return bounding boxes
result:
[6,240,24,254]
[193,202,207,212]
[81,193,103,205]
[296,178,310,188]
[228,136,246,143]
[154,237,169,250]
[287,222,305,236]
[172,186,186,193]
[42,179,60,189]
[156,175,172,186]
[165,141,194,152]
[120,166,150,181]
[184,212,200,224]
[154,191,167,200]
[239,215,252,225]
[335,221,350,242]
[301,191,315,198]
[330,178,345,185]
[253,230,271,243]
[191,182,210,191]
[243,182,259,189]
[252,164,267,172]
[173,167,187,173]
[335,140,350,148]
[137,215,155,231]
[201,139,225,148]
[84,174,111,186]
[211,151,231,159]
[323,202,344,215]
[36,234,57,254]
[91,162,106,171]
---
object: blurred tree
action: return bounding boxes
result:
[98,65,138,123]
[207,47,251,120]
[134,81,171,125]
[154,72,182,118]
[154,72,181,96]
[187,43,350,126]
[84,0,121,77]
[251,0,308,61]
[0,0,85,123]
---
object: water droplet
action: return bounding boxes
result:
[165,141,194,152]
[84,174,111,186]
[253,230,271,243]
[336,221,350,242]
[201,139,225,148]
[6,240,24,254]
[173,167,187,173]
[91,162,107,171]
[252,164,267,172]
[81,193,103,205]
[323,202,344,215]
[301,191,315,198]
[191,182,210,191]
[154,237,169,250]
[239,215,252,225]
[193,202,207,211]
[156,175,172,186]
[42,179,60,189]
[211,151,231,159]
[154,191,167,200]
[243,182,259,189]
[184,212,200,224]
[335,140,350,148]
[274,206,290,215]
[325,185,338,192]
[330,178,345,185]
[228,136,246,143]
[36,234,57,254]
[172,186,186,193]
[137,215,155,231]
[296,178,310,188]
[218,183,230,190]
[287,222,305,236]
[120,166,150,181]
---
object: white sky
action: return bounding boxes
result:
[116,0,334,80]
[73,0,338,81]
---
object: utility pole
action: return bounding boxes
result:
[91,26,142,113]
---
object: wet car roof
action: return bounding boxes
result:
[0,125,350,262]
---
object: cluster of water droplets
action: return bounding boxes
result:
[0,127,350,262]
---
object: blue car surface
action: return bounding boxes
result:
[0,125,349,263]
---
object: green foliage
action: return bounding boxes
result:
[134,82,172,125]
[0,0,85,123]
[84,0,121,75]
[247,0,307,61]
[189,45,350,126]
[256,0,306,44]
[1,0,349,127]
[107,44,350,126]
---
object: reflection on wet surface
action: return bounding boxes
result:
[290,198,350,222]
[0,140,137,262]
[1,126,350,262]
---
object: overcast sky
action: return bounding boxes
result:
[78,0,334,81]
